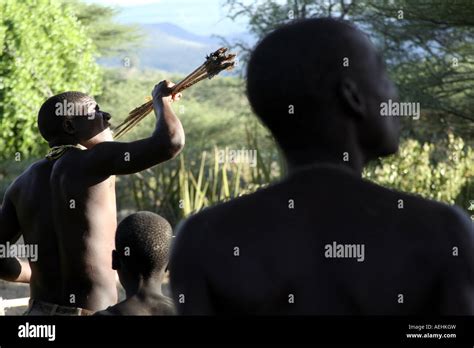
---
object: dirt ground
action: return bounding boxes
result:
[0,280,30,315]
[0,278,171,315]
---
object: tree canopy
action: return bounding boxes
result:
[225,0,474,143]
[0,0,101,159]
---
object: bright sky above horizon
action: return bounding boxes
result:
[83,0,250,36]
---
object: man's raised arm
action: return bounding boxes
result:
[84,80,185,176]
[0,186,31,283]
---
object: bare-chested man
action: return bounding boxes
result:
[0,80,184,314]
[170,18,474,315]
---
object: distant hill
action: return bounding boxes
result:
[146,22,217,45]
[98,22,254,73]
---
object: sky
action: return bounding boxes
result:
[83,0,249,36]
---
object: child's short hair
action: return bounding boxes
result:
[115,211,173,277]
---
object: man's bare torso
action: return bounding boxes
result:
[10,148,117,311]
[171,164,474,315]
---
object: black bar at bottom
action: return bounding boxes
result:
[0,316,473,345]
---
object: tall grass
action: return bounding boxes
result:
[116,145,281,225]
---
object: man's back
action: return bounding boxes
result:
[9,160,62,303]
[171,164,474,314]
[50,149,117,309]
[9,150,118,310]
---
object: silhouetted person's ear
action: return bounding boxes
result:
[62,118,76,135]
[340,77,367,120]
[112,250,120,270]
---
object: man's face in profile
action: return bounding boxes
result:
[354,33,401,158]
[71,97,114,146]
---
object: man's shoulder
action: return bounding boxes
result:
[93,302,127,316]
[15,159,49,178]
[49,149,100,182]
[431,203,473,243]
[178,186,270,233]
[7,159,50,191]
[51,149,86,170]
[365,178,471,231]
[93,308,115,316]
[375,181,470,224]
[178,165,472,236]
[153,295,176,315]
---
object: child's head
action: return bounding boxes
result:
[112,211,173,294]
[38,91,113,148]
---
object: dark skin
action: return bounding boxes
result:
[94,251,174,315]
[0,81,184,311]
[170,28,474,315]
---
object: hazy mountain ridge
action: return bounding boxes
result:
[99,22,254,73]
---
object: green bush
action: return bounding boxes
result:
[0,0,102,159]
[364,133,473,206]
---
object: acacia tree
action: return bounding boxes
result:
[225,0,474,142]
[224,0,473,211]
[0,0,102,159]
[354,1,474,144]
[63,0,143,57]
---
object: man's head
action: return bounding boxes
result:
[246,18,400,166]
[38,91,113,148]
[113,211,173,294]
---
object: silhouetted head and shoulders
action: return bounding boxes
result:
[170,18,474,315]
[95,211,176,316]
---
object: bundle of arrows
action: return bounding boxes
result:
[113,47,236,139]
